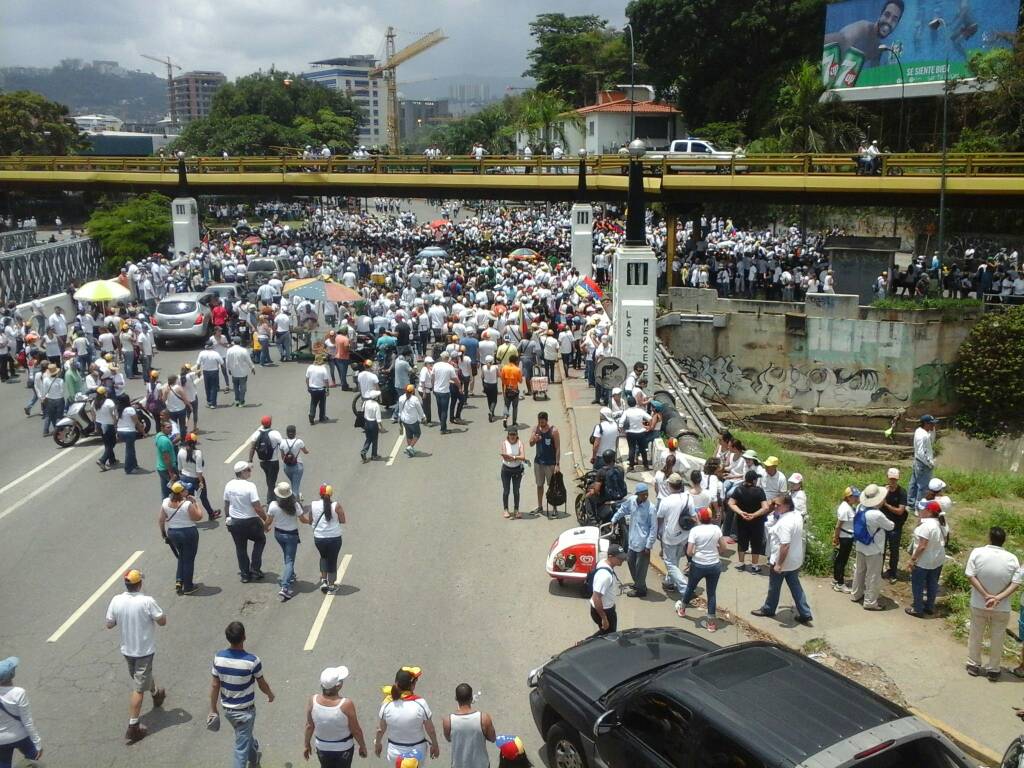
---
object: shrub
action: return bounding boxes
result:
[953,306,1024,442]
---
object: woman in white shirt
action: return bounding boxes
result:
[266,481,310,601]
[179,365,201,431]
[303,666,368,764]
[653,454,678,507]
[374,668,440,763]
[279,425,310,496]
[94,387,119,470]
[158,481,203,594]
[360,391,382,463]
[677,508,728,632]
[480,355,500,422]
[177,433,220,520]
[832,487,859,591]
[906,500,949,617]
[310,484,346,594]
[115,394,144,474]
[499,427,526,519]
[162,374,191,438]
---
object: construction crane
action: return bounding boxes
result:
[369,28,446,151]
[141,54,183,125]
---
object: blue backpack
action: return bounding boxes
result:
[852,507,880,546]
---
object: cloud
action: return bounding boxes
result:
[0,0,627,82]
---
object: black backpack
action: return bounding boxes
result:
[254,429,274,461]
[547,470,567,508]
[584,565,613,595]
[602,466,627,501]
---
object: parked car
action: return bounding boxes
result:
[152,292,215,348]
[246,258,294,287]
[645,138,746,173]
[528,627,974,768]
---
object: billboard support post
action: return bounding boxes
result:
[879,45,906,151]
[931,16,950,289]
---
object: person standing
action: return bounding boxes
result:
[266,481,310,601]
[0,657,42,766]
[618,397,653,471]
[279,425,310,496]
[397,385,426,457]
[590,544,626,637]
[728,470,769,573]
[906,501,949,618]
[374,668,440,763]
[334,327,352,390]
[676,507,728,631]
[223,461,269,583]
[499,354,522,429]
[417,357,434,425]
[303,666,369,767]
[161,373,191,437]
[115,394,144,475]
[751,495,813,625]
[248,415,282,500]
[832,486,859,591]
[529,412,560,517]
[907,415,936,512]
[360,390,383,462]
[442,683,496,768]
[481,355,500,422]
[499,427,526,519]
[611,483,658,598]
[274,306,293,362]
[965,527,1021,680]
[104,569,167,744]
[226,339,255,407]
[159,481,203,595]
[209,621,275,768]
[95,386,119,471]
[311,484,347,594]
[154,419,178,501]
[196,340,223,408]
[306,354,331,425]
[40,363,64,437]
[657,473,692,594]
[880,467,908,583]
[849,483,895,611]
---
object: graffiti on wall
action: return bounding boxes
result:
[912,362,955,404]
[678,354,909,408]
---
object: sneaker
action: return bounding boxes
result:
[705,619,718,633]
[182,584,200,595]
[175,581,183,595]
[831,582,846,592]
[325,583,338,595]
[966,663,983,677]
[988,670,1002,682]
[735,563,747,572]
[750,565,762,574]
[152,687,166,707]
[125,722,149,744]
[240,574,251,583]
[320,579,329,594]
[674,600,686,618]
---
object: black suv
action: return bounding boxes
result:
[528,627,975,768]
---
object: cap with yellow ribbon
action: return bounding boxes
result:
[496,735,527,760]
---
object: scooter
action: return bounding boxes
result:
[546,521,627,597]
[52,393,98,448]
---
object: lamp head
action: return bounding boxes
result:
[577,148,587,158]
[176,150,185,160]
[627,138,646,159]
[928,17,945,30]
[878,44,891,52]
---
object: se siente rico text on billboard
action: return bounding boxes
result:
[821,0,1020,93]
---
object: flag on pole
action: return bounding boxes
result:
[581,275,603,300]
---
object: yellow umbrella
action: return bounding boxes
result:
[74,279,132,303]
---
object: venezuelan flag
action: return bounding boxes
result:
[581,276,603,300]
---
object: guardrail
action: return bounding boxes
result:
[1,152,1023,177]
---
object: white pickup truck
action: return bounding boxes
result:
[644,138,746,173]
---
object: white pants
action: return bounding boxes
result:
[851,551,883,608]
[967,607,1009,672]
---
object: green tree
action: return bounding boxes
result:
[953,305,1024,442]
[293,108,358,151]
[772,60,864,152]
[690,121,747,149]
[86,193,172,271]
[966,33,1024,150]
[524,13,631,107]
[0,91,87,155]
[429,97,522,154]
[514,90,582,152]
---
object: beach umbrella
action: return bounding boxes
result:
[74,280,131,303]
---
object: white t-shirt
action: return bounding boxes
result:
[178,447,206,478]
[481,364,499,384]
[912,518,947,570]
[311,500,343,538]
[854,508,894,555]
[362,399,382,423]
[280,438,305,465]
[590,420,619,457]
[357,370,379,398]
[115,406,138,432]
[249,428,283,460]
[836,501,855,538]
[306,364,331,390]
[688,523,723,567]
[268,500,300,532]
[96,398,117,427]
[379,697,433,748]
[658,494,692,547]
[965,545,1021,611]
[590,559,618,610]
[431,362,458,393]
[223,478,261,520]
[105,592,164,658]
[162,498,197,530]
[767,512,804,571]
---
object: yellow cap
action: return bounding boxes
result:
[123,569,143,584]
[170,481,185,494]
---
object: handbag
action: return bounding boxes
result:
[354,411,365,429]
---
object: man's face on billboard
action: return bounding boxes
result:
[877,2,903,38]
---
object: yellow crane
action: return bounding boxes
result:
[141,54,183,124]
[369,28,446,151]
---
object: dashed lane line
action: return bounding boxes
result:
[47,550,145,643]
[303,553,352,651]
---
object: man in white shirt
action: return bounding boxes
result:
[225,341,255,406]
[908,414,936,511]
[0,656,42,763]
[589,408,620,468]
[965,527,1021,679]
[196,340,224,408]
[247,416,283,501]
[223,461,269,583]
[104,569,167,744]
[752,495,812,624]
[849,484,895,611]
[274,308,292,362]
[305,354,331,424]
[759,456,788,499]
[589,544,626,637]
[657,474,692,594]
[356,361,379,399]
[431,352,460,433]
[397,384,426,456]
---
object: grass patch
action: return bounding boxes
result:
[802,637,829,654]
[870,297,983,311]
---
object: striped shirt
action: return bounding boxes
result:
[212,648,262,710]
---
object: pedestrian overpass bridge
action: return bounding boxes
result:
[1,153,1022,207]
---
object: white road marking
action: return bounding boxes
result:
[385,432,405,466]
[0,450,71,496]
[0,447,103,524]
[303,553,352,651]
[47,550,145,643]
[223,436,251,465]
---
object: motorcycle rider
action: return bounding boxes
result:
[585,449,628,524]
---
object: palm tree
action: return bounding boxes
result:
[514,90,583,153]
[773,61,864,153]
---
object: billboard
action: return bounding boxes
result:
[822,0,1020,91]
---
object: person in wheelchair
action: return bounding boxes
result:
[586,449,629,524]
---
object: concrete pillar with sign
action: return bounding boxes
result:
[171,197,201,256]
[570,202,594,277]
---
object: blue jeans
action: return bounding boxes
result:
[681,561,721,616]
[282,461,304,496]
[661,541,688,591]
[203,369,219,406]
[277,331,292,361]
[168,526,199,589]
[119,430,138,473]
[335,359,350,388]
[232,376,248,404]
[258,339,271,365]
[42,397,63,435]
[158,469,172,500]
[122,348,135,378]
[0,737,39,768]
[223,707,259,768]
[100,423,117,466]
[761,568,813,620]
[907,460,932,512]
[434,392,451,431]
[911,565,942,613]
[362,421,380,458]
[274,529,299,588]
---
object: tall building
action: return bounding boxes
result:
[170,71,226,123]
[302,56,389,149]
[399,99,449,142]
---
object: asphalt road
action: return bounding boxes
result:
[0,343,657,768]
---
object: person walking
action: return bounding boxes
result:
[529,412,560,517]
[442,683,496,768]
[40,363,64,437]
[431,352,460,434]
[104,569,167,744]
[248,415,282,500]
[965,527,1021,680]
[161,373,191,437]
[417,357,434,425]
[154,419,178,501]
[499,354,522,429]
[590,544,626,637]
[223,461,269,583]
[177,433,220,520]
[849,483,895,611]
[675,507,728,631]
[374,668,440,763]
[907,415,937,512]
[880,467,908,583]
[279,425,310,496]
[159,481,203,595]
[611,483,658,598]
[751,495,813,625]
[657,473,693,594]
[360,391,383,462]
[266,481,310,601]
[226,339,255,407]
[0,657,43,766]
[906,500,949,618]
[480,355,500,422]
[303,666,368,767]
[499,426,526,519]
[397,385,426,457]
[196,339,223,408]
[115,393,144,475]
[618,396,653,472]
[209,621,275,768]
[306,354,331,425]
[311,484,347,594]
[95,385,119,471]
[334,327,352,390]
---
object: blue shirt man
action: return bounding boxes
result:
[459,334,480,364]
[611,483,658,598]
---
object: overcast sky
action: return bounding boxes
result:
[0,0,628,82]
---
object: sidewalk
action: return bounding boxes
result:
[559,372,1012,763]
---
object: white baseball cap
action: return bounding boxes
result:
[233,461,251,473]
[887,467,900,479]
[320,666,349,689]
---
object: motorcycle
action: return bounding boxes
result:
[53,393,153,448]
[573,468,625,527]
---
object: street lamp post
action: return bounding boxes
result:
[878,45,906,152]
[929,17,950,288]
[624,23,636,141]
[621,139,647,245]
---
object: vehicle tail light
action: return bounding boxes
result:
[854,741,894,760]
[150,316,158,326]
[194,314,205,325]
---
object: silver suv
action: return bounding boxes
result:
[152,292,214,348]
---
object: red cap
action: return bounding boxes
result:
[260,415,272,427]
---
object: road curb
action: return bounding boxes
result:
[559,376,587,479]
